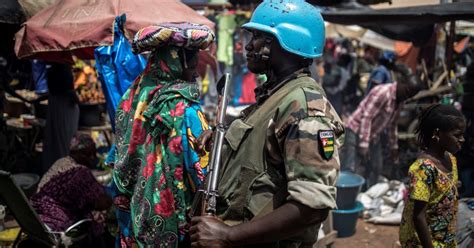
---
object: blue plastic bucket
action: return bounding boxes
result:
[332,201,364,238]
[336,171,365,209]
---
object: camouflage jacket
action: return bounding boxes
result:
[216,74,344,247]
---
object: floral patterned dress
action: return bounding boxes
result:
[399,153,459,248]
[113,47,209,247]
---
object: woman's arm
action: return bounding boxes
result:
[413,200,434,248]
[182,105,211,185]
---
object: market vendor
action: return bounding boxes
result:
[341,68,422,187]
[366,51,396,94]
[0,56,31,115]
[459,63,474,197]
[31,133,113,245]
[42,63,80,173]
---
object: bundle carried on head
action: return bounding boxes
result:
[132,22,215,54]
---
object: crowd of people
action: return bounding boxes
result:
[104,1,471,247]
[1,0,473,248]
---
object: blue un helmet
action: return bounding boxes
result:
[242,0,325,58]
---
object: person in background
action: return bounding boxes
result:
[341,78,421,187]
[400,104,466,248]
[31,133,113,245]
[113,23,214,247]
[190,1,344,247]
[42,63,80,173]
[365,51,396,94]
[323,53,352,114]
[0,56,32,114]
[458,63,474,197]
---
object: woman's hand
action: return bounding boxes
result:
[196,129,213,156]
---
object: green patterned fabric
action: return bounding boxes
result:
[113,47,208,247]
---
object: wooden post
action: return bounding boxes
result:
[445,21,456,72]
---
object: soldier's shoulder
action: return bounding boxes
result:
[273,77,345,141]
[280,81,333,118]
[275,82,337,123]
[301,86,345,142]
[301,86,330,115]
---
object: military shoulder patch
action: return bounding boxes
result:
[318,130,335,160]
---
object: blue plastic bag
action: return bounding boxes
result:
[32,59,48,94]
[95,15,147,248]
[94,14,147,130]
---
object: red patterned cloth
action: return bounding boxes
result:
[132,22,215,54]
[346,83,400,149]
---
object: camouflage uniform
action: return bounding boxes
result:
[216,72,344,247]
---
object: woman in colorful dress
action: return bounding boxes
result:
[400,104,466,248]
[113,23,214,247]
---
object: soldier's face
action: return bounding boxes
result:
[245,30,270,74]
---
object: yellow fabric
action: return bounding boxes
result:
[399,154,459,248]
[0,227,21,242]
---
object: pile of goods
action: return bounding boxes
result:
[12,90,39,102]
[358,179,406,225]
[73,61,105,104]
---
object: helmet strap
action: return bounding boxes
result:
[260,37,272,61]
[259,37,275,81]
[253,37,272,62]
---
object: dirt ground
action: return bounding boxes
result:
[333,219,400,248]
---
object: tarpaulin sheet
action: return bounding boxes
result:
[321,2,474,45]
[322,2,474,25]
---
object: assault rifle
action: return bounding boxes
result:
[190,73,231,217]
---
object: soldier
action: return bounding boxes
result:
[190,1,344,247]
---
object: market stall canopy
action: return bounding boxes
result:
[17,0,57,19]
[457,21,474,36]
[325,24,396,51]
[363,23,434,46]
[0,0,25,24]
[322,2,474,25]
[322,2,474,46]
[15,0,215,63]
[226,0,392,7]
[325,23,419,54]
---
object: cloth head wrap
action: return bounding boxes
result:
[132,22,215,54]
[69,133,96,153]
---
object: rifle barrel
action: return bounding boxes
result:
[205,73,231,215]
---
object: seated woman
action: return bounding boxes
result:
[31,133,112,235]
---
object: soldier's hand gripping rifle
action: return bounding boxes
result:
[190,73,231,217]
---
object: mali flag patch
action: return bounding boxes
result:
[318,130,334,160]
